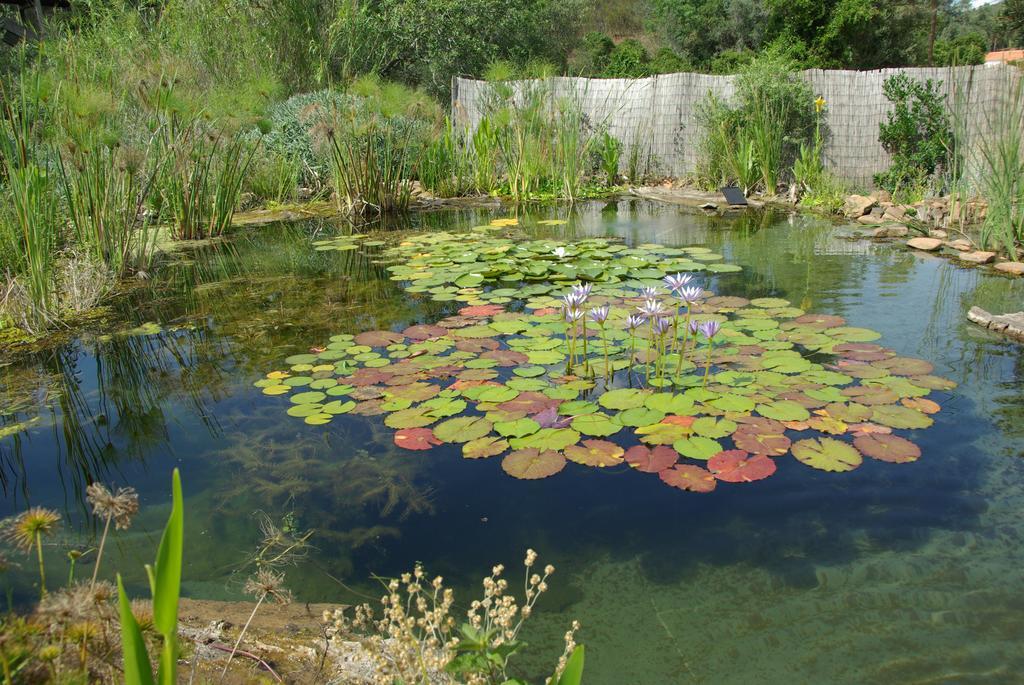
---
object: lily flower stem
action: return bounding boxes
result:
[599,325,610,379]
[675,309,692,384]
[581,318,590,375]
[703,339,714,388]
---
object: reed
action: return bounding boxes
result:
[976,72,1024,259]
[57,145,158,278]
[162,132,255,240]
[327,119,414,214]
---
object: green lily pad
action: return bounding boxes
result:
[672,436,723,461]
[792,437,862,472]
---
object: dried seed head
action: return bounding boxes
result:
[85,483,139,530]
[2,507,61,552]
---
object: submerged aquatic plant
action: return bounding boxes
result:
[3,507,61,597]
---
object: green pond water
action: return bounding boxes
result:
[1,200,1023,684]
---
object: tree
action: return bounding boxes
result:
[1005,0,1024,47]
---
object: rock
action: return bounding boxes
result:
[883,205,908,222]
[872,225,909,238]
[929,229,948,239]
[993,261,1024,275]
[857,214,883,225]
[698,202,718,210]
[872,190,892,203]
[907,237,944,251]
[844,194,876,218]
[959,251,996,264]
[869,206,886,218]
[947,239,973,251]
[967,307,1024,341]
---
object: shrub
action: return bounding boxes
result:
[574,31,616,75]
[605,39,652,78]
[874,73,955,198]
[697,54,816,194]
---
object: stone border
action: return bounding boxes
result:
[967,307,1024,341]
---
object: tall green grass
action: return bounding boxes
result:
[57,145,159,277]
[161,132,255,240]
[0,79,60,328]
[327,119,414,214]
[977,72,1024,260]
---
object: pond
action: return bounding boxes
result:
[2,200,1023,684]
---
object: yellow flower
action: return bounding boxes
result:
[814,96,827,113]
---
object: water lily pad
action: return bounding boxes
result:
[732,425,790,456]
[509,428,581,451]
[599,388,648,410]
[792,437,862,472]
[385,406,439,429]
[756,400,811,422]
[501,449,566,479]
[394,428,442,451]
[570,413,622,437]
[708,450,777,482]
[659,464,717,492]
[672,436,723,461]
[870,404,933,429]
[433,416,493,443]
[463,436,510,459]
[355,330,405,346]
[565,440,625,467]
[691,417,737,439]
[624,445,678,472]
[853,433,921,463]
[635,421,692,445]
[615,407,666,427]
[494,418,541,438]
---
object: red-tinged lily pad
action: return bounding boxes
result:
[403,324,448,340]
[624,445,678,472]
[387,382,442,402]
[394,428,442,451]
[840,385,899,406]
[848,422,892,436]
[458,369,499,382]
[908,374,957,391]
[455,338,501,353]
[463,436,510,459]
[501,449,566,479]
[532,406,572,429]
[706,295,749,309]
[873,356,934,376]
[834,361,890,379]
[565,440,625,467]
[350,399,387,416]
[662,415,697,427]
[792,437,862,472]
[832,342,893,362]
[901,397,941,414]
[708,450,777,482]
[349,368,394,386]
[499,392,559,415]
[482,349,530,366]
[793,313,845,329]
[354,330,406,347]
[853,433,921,463]
[459,304,505,317]
[733,426,791,456]
[659,464,717,492]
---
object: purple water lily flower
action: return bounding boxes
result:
[652,317,673,336]
[663,272,693,293]
[639,299,668,318]
[698,320,721,339]
[563,307,584,323]
[677,285,703,304]
[562,291,584,309]
[589,305,610,324]
[571,282,593,302]
[625,314,647,331]
[639,286,661,299]
[689,319,702,334]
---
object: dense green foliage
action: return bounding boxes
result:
[696,55,816,193]
[874,74,955,198]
